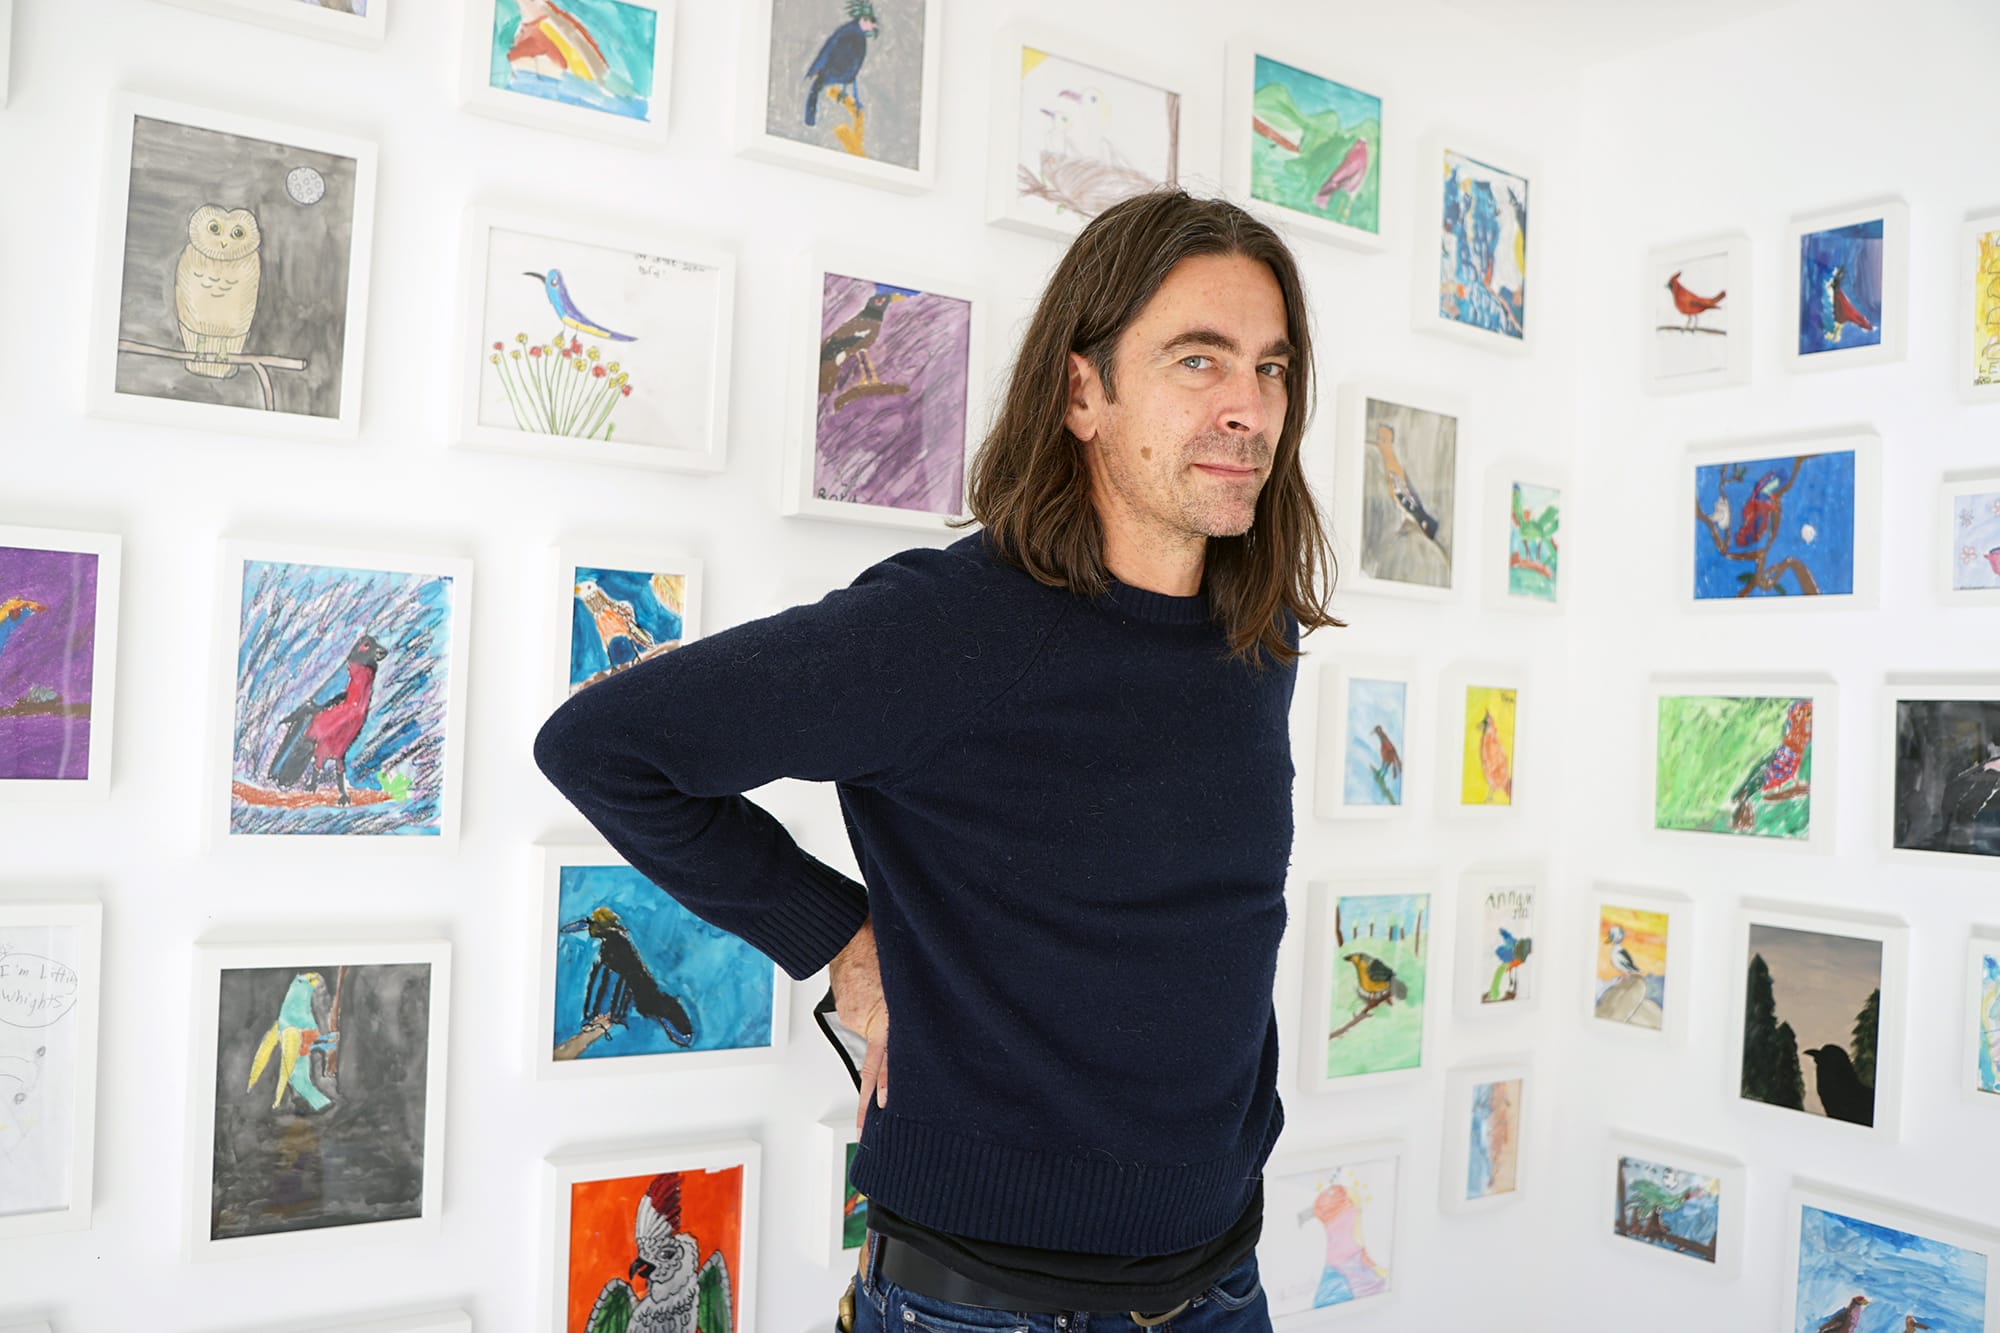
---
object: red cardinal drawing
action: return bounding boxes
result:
[1665,271,1726,328]
[1312,137,1370,212]
[1824,265,1875,342]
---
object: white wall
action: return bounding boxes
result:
[0,0,1592,1328]
[1554,1,2000,1329]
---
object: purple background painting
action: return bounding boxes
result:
[814,272,972,516]
[0,546,101,782]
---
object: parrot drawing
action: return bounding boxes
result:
[246,971,339,1113]
[267,633,389,806]
[1487,929,1531,1002]
[803,1,878,127]
[1665,271,1726,329]
[1730,699,1812,830]
[1822,265,1875,344]
[562,907,696,1049]
[1732,470,1786,549]
[585,1172,733,1333]
[1478,710,1513,803]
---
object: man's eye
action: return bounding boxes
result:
[1260,363,1289,379]
[1181,355,1213,370]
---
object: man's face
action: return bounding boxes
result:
[1066,252,1293,549]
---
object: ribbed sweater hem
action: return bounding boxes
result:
[850,1102,1285,1255]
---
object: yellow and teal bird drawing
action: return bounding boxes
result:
[525,269,638,343]
[246,970,339,1112]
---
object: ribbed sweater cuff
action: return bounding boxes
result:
[853,1105,1283,1255]
[737,854,869,981]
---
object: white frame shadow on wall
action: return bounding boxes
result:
[86,94,379,442]
[453,204,736,476]
[0,899,103,1241]
[734,0,943,193]
[782,243,988,531]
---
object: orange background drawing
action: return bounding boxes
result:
[1596,905,1668,983]
[567,1165,744,1331]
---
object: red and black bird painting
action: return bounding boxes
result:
[267,632,389,806]
[1665,270,1726,330]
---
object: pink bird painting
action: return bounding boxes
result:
[1313,137,1370,214]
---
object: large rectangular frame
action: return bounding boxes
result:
[1644,672,1839,855]
[1259,1138,1406,1326]
[1678,431,1881,612]
[1332,379,1466,604]
[1297,875,1442,1096]
[1782,1182,2000,1330]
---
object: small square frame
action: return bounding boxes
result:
[1678,431,1881,612]
[1584,883,1692,1046]
[1331,379,1466,604]
[459,0,677,148]
[1221,37,1388,254]
[153,0,387,46]
[1882,677,2000,864]
[1966,926,2000,1109]
[549,541,704,709]
[1258,1138,1405,1326]
[1956,210,2000,403]
[1311,656,1419,821]
[1938,471,2000,606]
[1783,197,1910,373]
[1643,232,1751,394]
[816,1114,866,1270]
[1644,673,1838,855]
[1601,1132,1745,1281]
[1484,459,1567,613]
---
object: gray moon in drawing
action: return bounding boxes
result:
[285,166,326,206]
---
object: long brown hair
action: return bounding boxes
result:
[959,189,1341,666]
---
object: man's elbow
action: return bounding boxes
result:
[532,694,595,801]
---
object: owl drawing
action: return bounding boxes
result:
[175,204,263,379]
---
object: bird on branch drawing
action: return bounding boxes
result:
[1694,457,1821,597]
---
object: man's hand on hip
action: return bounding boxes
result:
[831,918,889,1132]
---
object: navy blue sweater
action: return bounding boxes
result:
[533,531,1297,1255]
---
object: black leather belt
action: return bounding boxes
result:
[872,1234,1192,1325]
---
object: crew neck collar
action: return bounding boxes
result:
[1102,576,1211,625]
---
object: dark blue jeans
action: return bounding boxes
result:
[850,1242,1270,1333]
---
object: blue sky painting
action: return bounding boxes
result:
[1693,450,1855,600]
[1798,220,1885,356]
[1343,677,1405,806]
[1794,1204,1988,1333]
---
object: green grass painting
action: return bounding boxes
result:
[1249,56,1381,236]
[1655,694,1813,840]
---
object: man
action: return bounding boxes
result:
[535,189,1338,1328]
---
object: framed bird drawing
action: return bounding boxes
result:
[815,1115,868,1271]
[1452,868,1539,1021]
[1223,39,1387,254]
[1586,883,1690,1046]
[1437,663,1526,816]
[1785,198,1909,373]
[1681,432,1880,611]
[0,526,121,800]
[1882,680,2000,864]
[545,1140,759,1333]
[1439,1057,1530,1214]
[0,0,12,106]
[784,246,985,530]
[87,95,377,440]
[1958,210,2000,403]
[185,937,451,1262]
[532,844,787,1079]
[550,541,703,709]
[1601,1133,1744,1280]
[207,539,473,847]
[0,899,102,1243]
[1938,473,2000,607]
[1483,460,1565,613]
[1297,880,1437,1095]
[1644,233,1750,393]
[1647,674,1838,852]
[985,25,1195,240]
[736,0,942,193]
[1966,927,2000,1108]
[1256,1140,1404,1325]
[1332,381,1462,603]
[149,0,387,46]
[1312,657,1418,821]
[1411,130,1535,354]
[1729,901,1908,1142]
[459,0,676,148]
[1783,1184,2000,1333]
[455,206,735,475]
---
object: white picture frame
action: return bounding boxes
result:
[1436,661,1527,816]
[1410,129,1536,355]
[206,538,474,850]
[783,244,987,530]
[1439,1057,1530,1214]
[1484,459,1566,613]
[1967,926,2000,1109]
[544,1139,761,1333]
[307,1315,472,1333]
[453,204,734,475]
[1680,431,1880,611]
[1601,1132,1745,1281]
[152,0,387,46]
[1643,232,1751,393]
[1783,1183,2000,1332]
[0,1324,52,1333]
[1331,379,1464,603]
[1452,866,1540,1020]
[815,1114,867,1270]
[1257,1139,1405,1325]
[1312,656,1418,821]
[0,899,103,1240]
[549,540,704,708]
[1727,899,1908,1143]
[0,525,122,800]
[1784,197,1910,373]
[459,0,676,148]
[1939,471,2000,606]
[186,936,452,1262]
[1585,883,1691,1046]
[1222,37,1387,254]
[1297,877,1440,1096]
[1957,210,2000,402]
[0,0,14,106]
[1645,673,1838,854]
[87,94,378,441]
[985,23,1194,241]
[734,0,942,194]
[530,843,789,1079]
[1882,677,2000,864]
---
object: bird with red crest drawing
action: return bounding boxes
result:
[1733,470,1786,550]
[1664,270,1726,331]
[586,1172,733,1333]
[1731,699,1811,831]
[1821,264,1875,344]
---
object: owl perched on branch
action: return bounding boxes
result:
[175,204,262,379]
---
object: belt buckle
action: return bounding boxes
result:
[1129,1300,1190,1327]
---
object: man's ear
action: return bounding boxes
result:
[1065,352,1101,443]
